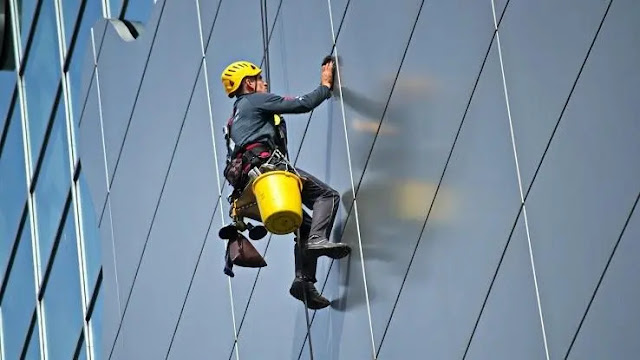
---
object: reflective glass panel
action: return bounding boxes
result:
[61,0,82,49]
[90,286,103,360]
[43,210,84,360]
[22,0,60,165]
[34,100,70,273]
[69,0,102,123]
[79,173,101,292]
[0,217,36,360]
[0,77,13,129]
[124,1,154,23]
[23,319,41,360]
[15,0,38,52]
[109,0,124,17]
[0,104,27,282]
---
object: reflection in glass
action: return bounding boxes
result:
[0,105,27,282]
[77,337,89,360]
[23,319,42,360]
[0,218,36,360]
[34,101,71,273]
[69,0,102,124]
[15,0,38,52]
[43,211,84,360]
[90,286,103,360]
[22,0,60,165]
[79,173,101,292]
[61,0,82,49]
[0,75,14,128]
[124,1,155,23]
[109,0,124,18]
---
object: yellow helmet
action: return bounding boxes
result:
[221,61,262,97]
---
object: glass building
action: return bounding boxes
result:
[1,1,155,359]
[5,0,640,359]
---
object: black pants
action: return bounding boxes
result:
[293,168,340,283]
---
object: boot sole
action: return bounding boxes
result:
[306,245,351,259]
[289,282,330,310]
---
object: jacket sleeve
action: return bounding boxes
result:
[251,85,332,114]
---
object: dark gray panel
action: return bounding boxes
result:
[78,75,108,221]
[465,214,547,360]
[567,206,640,360]
[165,230,236,360]
[377,42,522,359]
[264,0,337,161]
[524,0,640,357]
[331,0,422,192]
[344,0,497,349]
[231,233,309,359]
[107,0,203,300]
[499,0,609,190]
[96,0,166,182]
[99,199,120,359]
[305,217,374,359]
[109,65,222,359]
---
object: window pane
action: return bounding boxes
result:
[109,0,123,18]
[34,101,70,273]
[14,0,38,52]
[124,1,154,23]
[69,0,102,125]
[43,211,83,360]
[79,173,101,291]
[61,0,81,49]
[22,0,60,165]
[0,77,14,130]
[90,287,103,360]
[0,104,27,282]
[0,217,36,360]
[77,337,89,360]
[23,319,41,360]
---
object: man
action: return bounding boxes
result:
[220,59,351,309]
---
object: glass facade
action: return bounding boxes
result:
[0,0,155,359]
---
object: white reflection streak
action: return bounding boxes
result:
[490,1,550,359]
[327,0,378,358]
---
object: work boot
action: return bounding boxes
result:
[306,236,351,259]
[289,277,330,310]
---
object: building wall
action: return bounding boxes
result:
[79,0,640,359]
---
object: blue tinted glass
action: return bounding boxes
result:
[78,338,89,360]
[109,0,124,17]
[90,287,103,360]
[79,173,101,291]
[69,0,102,125]
[0,104,27,282]
[15,0,38,52]
[23,320,41,360]
[0,76,14,129]
[0,218,36,360]
[43,211,84,360]
[61,0,81,49]
[34,101,70,273]
[23,0,60,165]
[124,1,154,23]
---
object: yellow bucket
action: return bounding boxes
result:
[252,171,303,234]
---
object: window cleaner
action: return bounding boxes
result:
[218,57,351,309]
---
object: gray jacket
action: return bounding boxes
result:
[225,85,332,155]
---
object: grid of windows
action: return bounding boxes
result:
[0,1,156,359]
